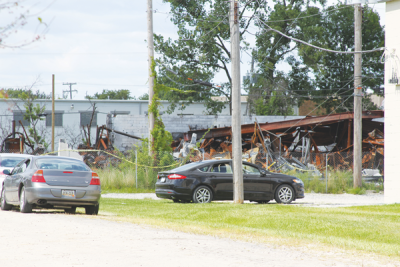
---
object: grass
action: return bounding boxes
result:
[285,170,384,194]
[99,198,400,258]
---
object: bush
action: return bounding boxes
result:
[95,141,178,192]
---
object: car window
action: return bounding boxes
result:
[0,157,26,167]
[19,160,31,173]
[11,161,24,175]
[243,164,260,175]
[198,166,209,172]
[35,158,90,171]
[210,163,232,173]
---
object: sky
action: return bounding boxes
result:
[0,0,386,100]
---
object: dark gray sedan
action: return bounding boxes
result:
[156,160,305,204]
[0,156,101,215]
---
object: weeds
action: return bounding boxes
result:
[285,169,384,194]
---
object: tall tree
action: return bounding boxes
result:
[299,3,384,113]
[250,0,325,115]
[154,0,267,115]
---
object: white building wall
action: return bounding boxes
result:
[0,98,248,151]
[384,0,400,203]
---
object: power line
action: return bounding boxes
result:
[255,16,385,54]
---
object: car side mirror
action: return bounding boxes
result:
[260,169,267,177]
[3,169,10,175]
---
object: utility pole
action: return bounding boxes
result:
[147,0,155,154]
[353,4,362,188]
[230,0,243,204]
[52,74,55,153]
[62,82,77,99]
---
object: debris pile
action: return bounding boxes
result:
[173,111,385,177]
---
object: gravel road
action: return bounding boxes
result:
[0,193,396,267]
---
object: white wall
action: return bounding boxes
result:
[0,98,248,151]
[384,0,400,203]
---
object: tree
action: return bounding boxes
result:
[299,3,383,113]
[250,0,326,115]
[86,89,132,100]
[154,0,267,115]
[0,1,47,49]
[2,87,50,149]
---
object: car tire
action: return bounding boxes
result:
[193,186,213,203]
[85,204,99,215]
[1,188,12,211]
[20,186,33,213]
[65,207,77,214]
[275,184,295,204]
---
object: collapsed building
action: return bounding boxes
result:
[174,111,384,178]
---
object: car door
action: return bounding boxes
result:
[207,162,233,200]
[243,163,274,200]
[7,161,24,202]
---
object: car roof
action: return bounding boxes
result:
[0,153,31,158]
[32,155,83,162]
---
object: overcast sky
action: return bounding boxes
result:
[0,0,386,100]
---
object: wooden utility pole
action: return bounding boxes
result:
[147,0,155,154]
[230,0,243,204]
[52,74,55,153]
[353,4,362,188]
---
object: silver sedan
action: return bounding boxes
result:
[0,156,101,215]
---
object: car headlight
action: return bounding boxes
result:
[292,178,303,184]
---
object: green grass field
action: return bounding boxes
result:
[99,198,400,258]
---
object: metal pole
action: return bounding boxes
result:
[147,0,155,155]
[136,149,138,189]
[326,153,328,193]
[353,4,362,188]
[52,74,55,153]
[230,0,243,204]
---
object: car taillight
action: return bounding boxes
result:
[32,170,46,183]
[168,174,186,180]
[90,172,101,185]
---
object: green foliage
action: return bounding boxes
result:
[2,88,49,99]
[286,170,384,194]
[299,3,384,113]
[86,89,132,100]
[97,141,178,191]
[155,0,267,115]
[149,58,175,154]
[16,89,49,147]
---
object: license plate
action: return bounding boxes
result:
[160,178,166,183]
[62,190,75,198]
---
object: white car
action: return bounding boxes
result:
[0,153,31,193]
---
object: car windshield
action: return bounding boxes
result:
[0,157,26,167]
[171,162,205,172]
[35,158,90,171]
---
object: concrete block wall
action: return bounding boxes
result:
[111,115,304,151]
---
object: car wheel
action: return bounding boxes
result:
[85,204,99,215]
[1,188,12,211]
[275,184,294,204]
[20,186,33,213]
[65,207,77,214]
[256,200,270,204]
[193,186,213,203]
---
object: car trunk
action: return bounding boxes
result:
[43,170,92,187]
[157,171,176,189]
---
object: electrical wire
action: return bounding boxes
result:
[255,16,385,54]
